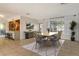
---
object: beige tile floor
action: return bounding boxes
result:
[0,38,39,56]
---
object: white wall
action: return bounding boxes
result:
[62,15,79,41]
[20,16,26,40]
[4,14,79,41]
[5,15,40,40]
[20,16,42,40]
[5,16,20,39]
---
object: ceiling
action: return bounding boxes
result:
[0,3,79,20]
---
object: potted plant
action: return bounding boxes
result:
[70,21,77,41]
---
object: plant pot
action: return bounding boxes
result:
[71,36,75,41]
[71,32,75,36]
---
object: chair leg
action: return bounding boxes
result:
[34,42,38,49]
[57,41,61,47]
[54,47,57,56]
[45,47,48,56]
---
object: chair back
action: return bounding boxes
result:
[34,32,41,38]
[57,31,62,39]
[34,32,41,40]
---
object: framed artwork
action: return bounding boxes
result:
[15,20,20,31]
[9,21,15,31]
[9,19,20,31]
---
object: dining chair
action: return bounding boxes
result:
[57,31,62,39]
[35,34,49,55]
[35,35,47,48]
[50,31,62,47]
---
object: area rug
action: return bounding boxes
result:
[22,40,65,56]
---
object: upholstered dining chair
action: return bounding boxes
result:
[35,35,47,48]
[57,31,62,39]
[33,33,48,55]
[50,31,62,47]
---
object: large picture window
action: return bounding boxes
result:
[0,23,5,35]
[49,20,64,32]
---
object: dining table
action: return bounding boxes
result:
[41,32,58,36]
[40,32,58,40]
[37,32,58,55]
